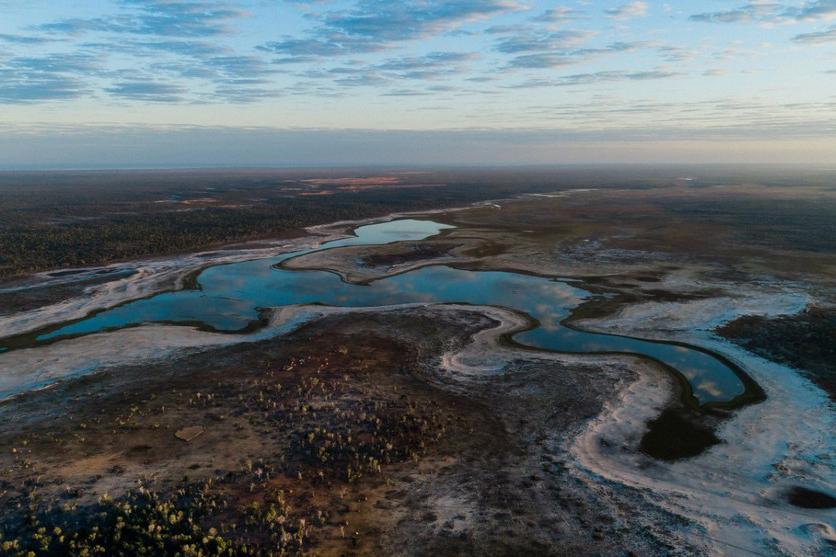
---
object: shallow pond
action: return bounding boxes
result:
[5,219,748,405]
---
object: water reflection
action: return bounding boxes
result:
[28,219,745,404]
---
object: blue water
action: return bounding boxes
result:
[13,219,746,405]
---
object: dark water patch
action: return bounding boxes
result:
[787,486,836,509]
[639,408,721,461]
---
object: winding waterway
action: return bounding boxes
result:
[1,219,751,405]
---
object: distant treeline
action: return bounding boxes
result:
[0,168,585,278]
[4,166,832,279]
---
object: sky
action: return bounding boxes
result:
[0,0,835,168]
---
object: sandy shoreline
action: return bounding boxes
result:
[572,292,835,555]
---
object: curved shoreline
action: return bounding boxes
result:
[0,202,483,340]
[0,259,763,414]
[569,334,836,556]
[269,237,769,412]
[0,208,768,417]
[1,295,832,554]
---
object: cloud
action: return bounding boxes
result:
[605,1,649,19]
[205,55,276,80]
[105,80,186,101]
[502,38,647,69]
[373,51,477,79]
[0,53,100,103]
[495,30,592,53]
[4,54,100,74]
[377,51,476,71]
[0,72,87,103]
[200,56,282,101]
[81,39,226,58]
[0,33,56,44]
[156,55,280,101]
[69,39,279,103]
[209,84,283,103]
[5,2,284,105]
[381,88,431,96]
[792,24,836,42]
[320,0,520,41]
[556,70,682,87]
[691,1,836,24]
[295,65,390,88]
[260,0,521,60]
[656,45,695,62]
[0,0,830,129]
[690,2,779,24]
[510,69,681,87]
[573,41,649,56]
[260,34,383,58]
[504,53,579,69]
[790,0,836,21]
[333,72,389,87]
[532,7,581,23]
[37,0,247,37]
[489,16,663,71]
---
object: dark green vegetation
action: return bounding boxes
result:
[0,167,616,279]
[661,197,836,255]
[2,483,307,556]
[717,307,836,401]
